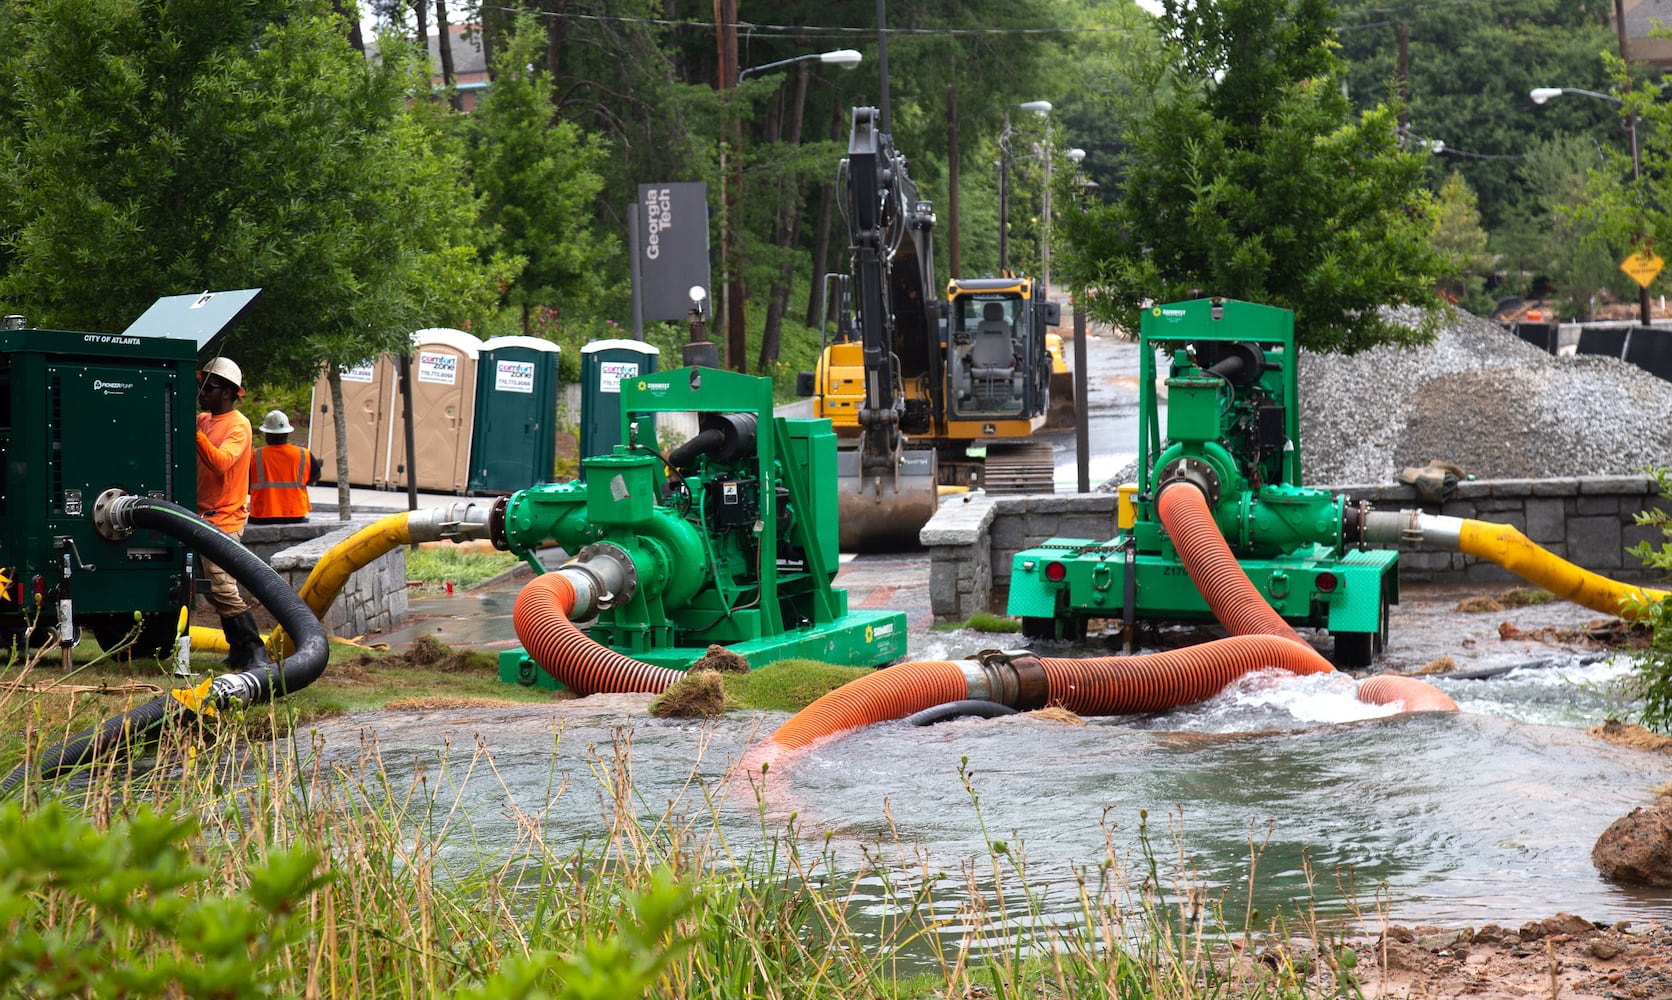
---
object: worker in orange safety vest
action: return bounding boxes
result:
[248,410,322,525]
[196,356,270,668]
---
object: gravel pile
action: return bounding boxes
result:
[1297,307,1672,486]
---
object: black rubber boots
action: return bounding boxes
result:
[220,611,274,669]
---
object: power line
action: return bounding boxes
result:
[476,4,1137,37]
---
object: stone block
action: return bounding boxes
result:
[1568,517,1624,569]
[1579,475,1655,496]
[1471,498,1524,514]
[1451,480,1492,500]
[1529,480,1581,497]
[1486,479,1540,497]
[1575,496,1620,516]
[1524,498,1566,543]
[1399,550,1457,573]
[1462,560,1516,584]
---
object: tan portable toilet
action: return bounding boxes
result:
[383,328,481,493]
[309,356,397,487]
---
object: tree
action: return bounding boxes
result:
[1333,0,1615,233]
[1569,52,1672,320]
[1056,0,1449,354]
[0,0,508,516]
[468,14,614,337]
[1431,171,1493,315]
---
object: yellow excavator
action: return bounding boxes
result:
[798,106,1062,550]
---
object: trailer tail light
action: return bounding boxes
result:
[1045,561,1067,583]
[1316,572,1338,593]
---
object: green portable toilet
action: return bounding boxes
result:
[470,336,562,494]
[579,340,659,474]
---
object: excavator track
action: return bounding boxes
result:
[981,442,1057,495]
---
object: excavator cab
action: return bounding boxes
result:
[944,277,1054,428]
[950,296,1026,418]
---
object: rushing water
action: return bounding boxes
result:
[291,638,1672,958]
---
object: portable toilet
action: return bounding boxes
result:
[309,356,397,487]
[579,340,659,474]
[383,328,481,493]
[469,336,562,494]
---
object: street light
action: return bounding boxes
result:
[1000,101,1052,275]
[738,48,862,81]
[1530,85,1649,324]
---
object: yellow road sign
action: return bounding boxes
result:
[1620,251,1664,288]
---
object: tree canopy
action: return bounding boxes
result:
[1056,0,1449,353]
[0,0,504,385]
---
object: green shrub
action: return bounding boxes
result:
[1625,467,1672,732]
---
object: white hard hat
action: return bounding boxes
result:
[259,410,293,435]
[199,356,244,393]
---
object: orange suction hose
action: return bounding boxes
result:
[766,659,971,752]
[1356,673,1459,712]
[512,572,685,695]
[1157,483,1307,644]
[1036,634,1333,714]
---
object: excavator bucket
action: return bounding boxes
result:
[835,447,939,551]
[1045,332,1076,430]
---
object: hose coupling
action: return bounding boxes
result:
[562,543,637,621]
[1157,458,1221,509]
[406,502,496,543]
[961,648,1050,711]
[1360,508,1466,551]
[209,671,263,710]
[92,488,143,541]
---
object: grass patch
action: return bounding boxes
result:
[933,612,1024,633]
[405,544,523,590]
[1497,587,1557,607]
[718,658,871,712]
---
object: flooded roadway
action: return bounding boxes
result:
[330,326,1672,951]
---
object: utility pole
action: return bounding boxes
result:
[948,82,960,276]
[1616,0,1654,325]
[715,0,747,370]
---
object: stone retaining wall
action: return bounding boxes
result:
[925,476,1670,622]
[243,517,407,638]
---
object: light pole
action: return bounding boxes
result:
[999,100,1051,276]
[738,48,862,81]
[1531,85,1651,324]
[719,48,863,372]
[1041,146,1085,298]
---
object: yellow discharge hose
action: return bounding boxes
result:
[190,512,411,655]
[1455,519,1668,619]
[191,504,498,656]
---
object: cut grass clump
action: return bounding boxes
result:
[716,658,871,712]
[933,612,1024,633]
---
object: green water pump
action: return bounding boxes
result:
[1007,298,1397,667]
[495,367,906,688]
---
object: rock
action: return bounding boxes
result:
[1417,929,1470,950]
[1594,796,1672,886]
[1589,937,1624,960]
[1538,913,1600,938]
[1376,940,1429,972]
[1475,923,1514,945]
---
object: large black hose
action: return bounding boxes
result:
[1,497,330,795]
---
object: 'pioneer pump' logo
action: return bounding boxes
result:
[93,379,133,395]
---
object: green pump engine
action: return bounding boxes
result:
[1007,298,1397,667]
[495,366,907,688]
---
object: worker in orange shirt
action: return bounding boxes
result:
[196,356,271,668]
[248,410,322,524]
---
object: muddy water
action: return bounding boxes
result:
[297,606,1672,952]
